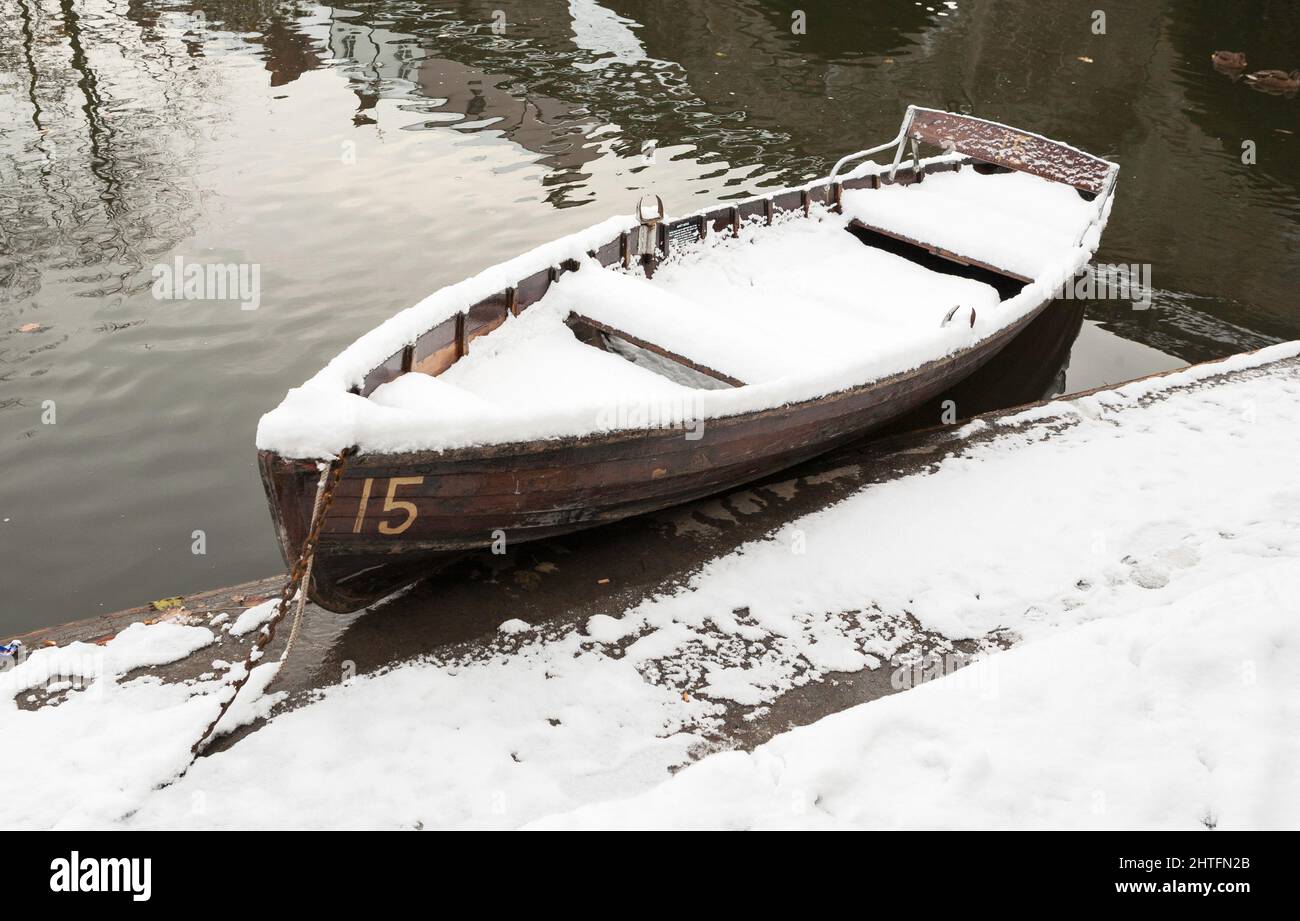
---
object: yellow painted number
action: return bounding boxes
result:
[353,476,425,535]
[378,477,424,535]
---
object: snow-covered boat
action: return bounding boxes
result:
[258,106,1118,612]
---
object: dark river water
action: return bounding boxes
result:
[1,0,1297,632]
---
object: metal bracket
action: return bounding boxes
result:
[888,107,918,182]
[1073,165,1119,247]
[941,304,976,328]
[633,194,665,258]
[829,105,918,183]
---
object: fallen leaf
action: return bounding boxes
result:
[1076,55,1094,64]
[534,561,558,574]
[512,570,542,589]
[150,596,184,611]
[597,578,610,585]
[18,322,43,333]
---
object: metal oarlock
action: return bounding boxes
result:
[942,304,977,328]
[632,194,665,259]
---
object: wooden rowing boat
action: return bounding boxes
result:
[257,107,1119,612]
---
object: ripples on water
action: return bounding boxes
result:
[0,0,1297,629]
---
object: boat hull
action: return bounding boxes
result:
[260,295,1056,612]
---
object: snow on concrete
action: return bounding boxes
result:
[228,598,279,637]
[6,349,1299,828]
[0,622,217,828]
[533,559,1300,829]
[5,622,215,691]
[208,661,286,740]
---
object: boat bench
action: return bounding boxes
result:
[554,267,772,385]
[841,168,1100,282]
[551,222,1004,389]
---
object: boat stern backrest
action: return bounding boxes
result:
[835,107,1120,282]
[903,108,1116,196]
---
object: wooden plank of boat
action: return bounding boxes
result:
[564,312,746,388]
[905,107,1114,194]
[256,107,1119,613]
[845,217,1036,284]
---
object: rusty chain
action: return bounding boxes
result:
[187,448,353,759]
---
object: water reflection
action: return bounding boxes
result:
[320,0,829,206]
[1,0,1298,630]
[332,19,610,195]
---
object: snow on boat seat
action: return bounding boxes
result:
[371,311,698,432]
[545,210,1002,385]
[842,168,1100,282]
[442,314,693,410]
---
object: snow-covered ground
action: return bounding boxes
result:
[4,345,1298,829]
[535,558,1300,829]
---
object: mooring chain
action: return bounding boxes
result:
[187,448,353,759]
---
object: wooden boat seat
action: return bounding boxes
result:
[547,268,768,384]
[434,312,696,417]
[551,217,1004,386]
[842,168,1100,282]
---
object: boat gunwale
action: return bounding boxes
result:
[261,285,1057,474]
